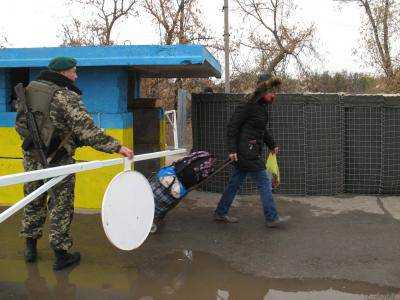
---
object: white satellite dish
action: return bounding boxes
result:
[101,171,154,251]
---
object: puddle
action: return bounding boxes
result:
[0,250,398,300]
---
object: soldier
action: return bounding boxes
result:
[15,56,134,271]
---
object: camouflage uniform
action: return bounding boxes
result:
[18,86,121,251]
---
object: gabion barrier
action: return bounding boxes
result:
[192,93,400,195]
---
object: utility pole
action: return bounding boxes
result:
[223,0,230,93]
[179,0,185,43]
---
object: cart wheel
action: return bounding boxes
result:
[150,223,158,234]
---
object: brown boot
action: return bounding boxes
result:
[266,215,291,228]
[214,213,239,223]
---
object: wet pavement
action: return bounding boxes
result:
[1,250,399,300]
[2,193,400,299]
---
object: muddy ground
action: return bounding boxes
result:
[1,192,400,299]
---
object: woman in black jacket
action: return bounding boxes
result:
[214,74,290,227]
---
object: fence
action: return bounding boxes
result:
[192,93,400,195]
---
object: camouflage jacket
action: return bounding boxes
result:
[48,88,121,155]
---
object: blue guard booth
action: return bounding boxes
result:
[0,45,221,209]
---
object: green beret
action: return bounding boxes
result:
[48,56,77,71]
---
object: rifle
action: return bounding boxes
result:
[14,83,57,199]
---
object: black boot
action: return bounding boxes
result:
[25,238,37,263]
[53,250,81,271]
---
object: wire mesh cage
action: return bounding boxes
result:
[192,92,400,195]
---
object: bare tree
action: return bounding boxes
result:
[60,19,101,46]
[336,0,399,81]
[234,0,318,75]
[141,1,221,109]
[142,0,213,46]
[60,0,138,46]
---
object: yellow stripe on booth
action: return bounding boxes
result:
[0,158,24,205]
[0,127,133,209]
[0,127,23,158]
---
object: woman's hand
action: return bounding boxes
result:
[229,153,238,161]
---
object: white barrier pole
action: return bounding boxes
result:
[0,175,68,223]
[0,149,186,187]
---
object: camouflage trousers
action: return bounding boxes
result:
[20,151,75,251]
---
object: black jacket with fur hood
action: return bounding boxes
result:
[227,76,281,172]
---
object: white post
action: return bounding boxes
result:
[173,110,178,149]
[0,175,68,224]
[223,0,230,93]
[165,110,179,150]
[124,157,133,171]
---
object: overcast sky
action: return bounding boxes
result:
[0,0,370,74]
